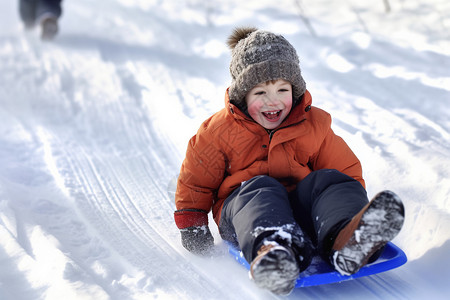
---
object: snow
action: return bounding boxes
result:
[0,0,449,299]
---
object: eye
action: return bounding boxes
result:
[254,91,265,95]
[279,88,290,92]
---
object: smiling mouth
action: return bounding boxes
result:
[262,110,281,120]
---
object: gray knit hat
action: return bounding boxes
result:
[227,27,306,110]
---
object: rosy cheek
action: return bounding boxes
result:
[283,97,293,113]
[286,102,292,113]
[247,102,261,118]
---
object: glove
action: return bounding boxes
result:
[180,226,214,255]
[174,209,214,255]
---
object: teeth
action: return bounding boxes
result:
[265,111,279,115]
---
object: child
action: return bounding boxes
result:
[174,27,404,295]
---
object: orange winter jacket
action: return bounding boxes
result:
[175,89,364,228]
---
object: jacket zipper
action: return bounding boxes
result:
[267,118,307,143]
[268,130,275,142]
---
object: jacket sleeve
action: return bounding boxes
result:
[174,119,226,228]
[310,126,365,189]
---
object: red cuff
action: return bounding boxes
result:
[174,210,208,229]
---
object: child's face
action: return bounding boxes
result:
[245,79,293,130]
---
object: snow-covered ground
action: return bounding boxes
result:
[1,0,449,299]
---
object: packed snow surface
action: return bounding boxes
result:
[1,0,449,299]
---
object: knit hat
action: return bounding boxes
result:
[227,27,306,110]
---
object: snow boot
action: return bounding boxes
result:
[331,190,405,276]
[40,15,59,40]
[250,242,299,295]
[251,223,314,272]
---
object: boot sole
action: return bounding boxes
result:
[41,17,59,40]
[250,245,300,295]
[332,190,405,275]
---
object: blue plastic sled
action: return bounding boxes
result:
[228,242,407,287]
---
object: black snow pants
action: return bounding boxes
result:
[219,169,369,264]
[19,0,62,27]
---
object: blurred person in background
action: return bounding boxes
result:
[19,0,62,40]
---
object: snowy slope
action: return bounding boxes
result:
[1,0,449,299]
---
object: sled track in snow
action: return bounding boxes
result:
[41,116,220,297]
[33,67,264,298]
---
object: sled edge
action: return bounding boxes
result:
[227,242,407,287]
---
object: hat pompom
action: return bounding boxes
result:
[227,27,258,49]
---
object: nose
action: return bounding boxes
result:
[263,92,280,106]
